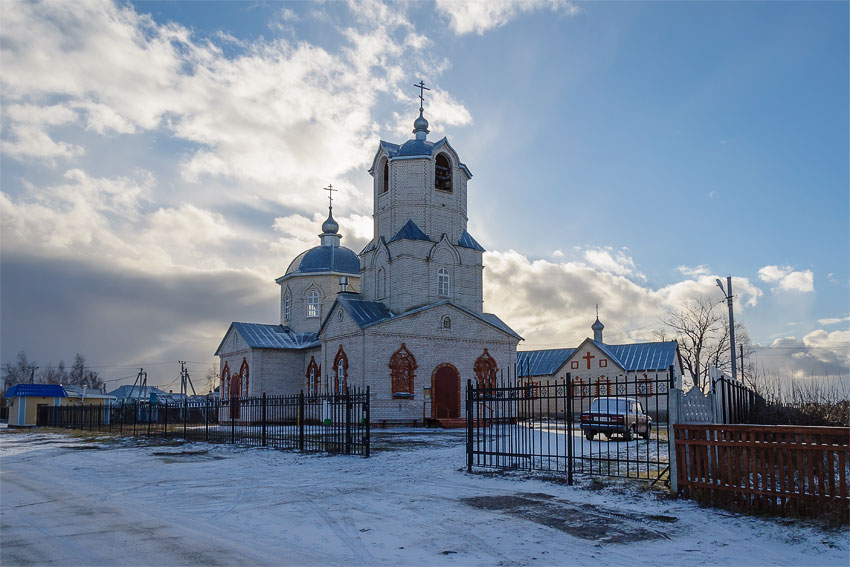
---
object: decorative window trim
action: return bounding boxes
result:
[474,348,498,389]
[306,356,321,397]
[441,316,451,331]
[389,343,417,398]
[376,267,386,299]
[571,376,584,396]
[239,358,250,397]
[570,360,579,370]
[599,359,608,368]
[333,345,349,394]
[435,153,453,193]
[595,378,611,397]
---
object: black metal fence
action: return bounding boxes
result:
[466,370,672,485]
[713,375,759,424]
[44,388,371,457]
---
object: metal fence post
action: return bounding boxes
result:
[345,392,351,455]
[466,379,473,473]
[364,386,370,458]
[566,373,573,486]
[298,391,305,451]
[231,396,236,445]
[183,399,188,440]
[163,402,168,438]
[262,393,267,447]
[205,398,209,442]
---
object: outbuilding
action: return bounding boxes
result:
[5,384,68,427]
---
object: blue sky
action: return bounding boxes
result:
[1,0,847,390]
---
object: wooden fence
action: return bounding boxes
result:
[674,424,849,518]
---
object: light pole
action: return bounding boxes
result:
[716,276,737,381]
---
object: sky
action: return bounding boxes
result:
[1,0,848,391]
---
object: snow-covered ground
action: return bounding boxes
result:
[1,427,846,566]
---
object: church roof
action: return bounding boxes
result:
[594,340,678,372]
[390,219,431,243]
[283,245,360,277]
[526,340,680,376]
[517,349,575,377]
[214,322,320,355]
[372,138,472,178]
[457,230,485,252]
[108,385,167,399]
[319,297,521,340]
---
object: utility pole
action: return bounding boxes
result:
[29,365,38,384]
[716,276,737,381]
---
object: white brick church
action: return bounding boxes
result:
[215,97,521,423]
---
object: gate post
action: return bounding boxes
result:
[262,393,267,447]
[231,396,236,444]
[667,365,680,493]
[566,373,573,486]
[298,391,305,451]
[466,379,473,473]
[345,393,352,455]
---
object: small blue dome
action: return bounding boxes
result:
[285,245,360,276]
[592,317,604,331]
[397,139,434,157]
[413,113,429,133]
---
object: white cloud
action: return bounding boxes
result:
[676,265,711,278]
[818,315,850,326]
[765,330,850,379]
[435,0,580,36]
[0,0,459,216]
[582,246,645,280]
[758,265,814,293]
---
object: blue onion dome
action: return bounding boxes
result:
[321,208,339,234]
[592,317,604,331]
[413,111,429,134]
[284,245,359,276]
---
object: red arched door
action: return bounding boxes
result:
[432,365,460,419]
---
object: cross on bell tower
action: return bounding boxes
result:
[323,184,337,210]
[414,80,430,113]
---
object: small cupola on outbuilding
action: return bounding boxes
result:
[592,311,605,343]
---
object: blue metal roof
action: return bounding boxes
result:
[477,313,523,340]
[5,384,67,397]
[374,137,473,178]
[215,323,320,355]
[457,230,485,252]
[517,349,575,377]
[337,296,394,327]
[390,219,431,243]
[598,341,678,372]
[284,245,360,277]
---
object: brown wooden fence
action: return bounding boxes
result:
[674,424,849,518]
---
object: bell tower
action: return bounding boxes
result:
[360,82,484,314]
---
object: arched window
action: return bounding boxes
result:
[307,289,320,318]
[377,267,386,299]
[221,362,231,398]
[442,316,451,331]
[333,345,348,394]
[438,267,450,297]
[435,153,452,192]
[283,291,291,322]
[239,358,250,397]
[382,158,389,193]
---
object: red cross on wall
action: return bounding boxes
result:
[582,352,595,369]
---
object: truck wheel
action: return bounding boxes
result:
[585,431,594,441]
[623,426,634,441]
[641,425,651,440]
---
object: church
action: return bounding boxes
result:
[215,90,521,424]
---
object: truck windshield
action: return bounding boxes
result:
[590,399,630,413]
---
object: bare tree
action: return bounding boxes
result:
[2,350,36,387]
[658,296,725,391]
[205,365,220,394]
[66,354,104,390]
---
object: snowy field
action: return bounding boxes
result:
[1,427,846,566]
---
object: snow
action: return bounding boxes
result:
[1,428,846,566]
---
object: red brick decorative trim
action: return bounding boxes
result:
[221,361,231,395]
[473,348,498,389]
[571,360,579,370]
[305,356,321,396]
[333,345,349,394]
[239,357,250,396]
[389,343,417,396]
